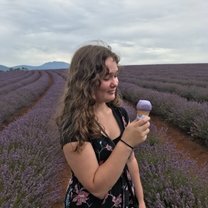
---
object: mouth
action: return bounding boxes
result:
[108,90,116,94]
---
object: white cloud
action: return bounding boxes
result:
[0,0,208,66]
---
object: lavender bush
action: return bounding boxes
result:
[0,70,30,83]
[0,71,50,125]
[121,64,208,81]
[53,69,67,80]
[119,76,208,102]
[0,71,41,95]
[136,131,208,208]
[120,71,208,88]
[122,101,208,207]
[136,75,208,88]
[119,82,208,145]
[0,71,66,207]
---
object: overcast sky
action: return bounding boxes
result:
[0,0,208,67]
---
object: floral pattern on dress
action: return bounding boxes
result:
[112,194,122,207]
[72,186,90,205]
[64,107,137,208]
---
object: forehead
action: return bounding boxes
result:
[105,57,118,73]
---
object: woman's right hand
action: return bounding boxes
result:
[122,116,150,148]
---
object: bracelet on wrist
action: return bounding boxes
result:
[120,139,134,150]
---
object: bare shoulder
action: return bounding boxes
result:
[63,141,99,185]
[63,141,81,153]
[63,141,92,153]
[63,142,95,162]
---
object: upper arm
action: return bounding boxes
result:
[63,142,99,192]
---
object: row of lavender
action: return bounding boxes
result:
[0,71,66,207]
[129,74,208,88]
[53,69,67,80]
[122,64,208,81]
[122,102,208,207]
[119,76,208,102]
[119,82,208,145]
[0,71,50,125]
[0,71,41,95]
[138,131,208,207]
[0,70,31,82]
[0,71,35,88]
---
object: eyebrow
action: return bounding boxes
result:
[105,69,119,75]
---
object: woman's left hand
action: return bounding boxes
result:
[138,200,146,208]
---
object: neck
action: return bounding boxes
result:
[93,102,110,115]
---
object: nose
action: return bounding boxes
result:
[110,77,119,87]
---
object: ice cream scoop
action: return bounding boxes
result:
[136,100,152,119]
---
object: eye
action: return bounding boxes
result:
[103,75,110,81]
[114,71,119,77]
[103,72,110,80]
[103,71,119,80]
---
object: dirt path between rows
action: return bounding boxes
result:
[122,100,208,167]
[52,164,70,208]
[151,115,208,166]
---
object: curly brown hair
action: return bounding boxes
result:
[56,44,121,151]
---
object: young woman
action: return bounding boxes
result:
[57,43,150,207]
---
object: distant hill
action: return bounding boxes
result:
[0,65,9,71]
[12,61,70,70]
[35,61,69,70]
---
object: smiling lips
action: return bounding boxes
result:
[108,90,116,94]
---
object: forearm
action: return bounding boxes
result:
[93,117,150,197]
[127,153,145,202]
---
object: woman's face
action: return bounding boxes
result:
[94,57,119,104]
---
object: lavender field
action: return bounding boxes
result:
[118,64,208,207]
[0,64,208,208]
[119,64,208,145]
[0,70,67,207]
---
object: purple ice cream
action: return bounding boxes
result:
[136,100,152,119]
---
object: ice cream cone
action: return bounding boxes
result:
[136,100,152,119]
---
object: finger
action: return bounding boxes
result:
[145,128,150,135]
[140,127,150,138]
[136,120,150,129]
[142,135,147,141]
[136,116,150,124]
[140,130,149,142]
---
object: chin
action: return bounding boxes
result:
[106,95,116,102]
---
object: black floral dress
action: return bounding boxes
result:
[64,107,138,208]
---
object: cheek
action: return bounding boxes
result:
[99,81,109,90]
[94,86,104,98]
